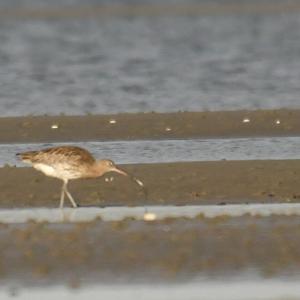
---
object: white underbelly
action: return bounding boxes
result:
[33,163,82,180]
[34,163,59,178]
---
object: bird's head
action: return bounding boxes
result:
[94,159,147,199]
[95,159,128,177]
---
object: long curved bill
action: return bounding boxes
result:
[113,167,148,200]
[112,167,128,177]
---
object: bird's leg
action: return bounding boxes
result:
[63,180,78,208]
[59,182,65,209]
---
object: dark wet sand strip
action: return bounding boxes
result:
[1,110,300,143]
[1,2,300,19]
[0,215,300,284]
[1,160,299,208]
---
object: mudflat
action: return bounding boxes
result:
[0,216,300,285]
[0,109,300,143]
[1,160,299,208]
[1,110,300,286]
[1,109,300,207]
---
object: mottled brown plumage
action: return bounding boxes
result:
[20,146,96,166]
[17,146,130,208]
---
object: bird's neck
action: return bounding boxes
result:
[84,162,105,178]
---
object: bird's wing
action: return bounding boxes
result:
[17,146,96,166]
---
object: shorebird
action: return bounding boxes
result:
[16,146,145,208]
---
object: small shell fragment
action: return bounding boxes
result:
[165,127,171,131]
[51,124,59,129]
[105,177,114,182]
[243,118,250,123]
[275,119,281,125]
[109,119,117,124]
[135,178,144,187]
[143,212,157,221]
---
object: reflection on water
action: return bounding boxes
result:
[0,2,300,115]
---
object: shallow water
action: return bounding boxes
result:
[2,203,300,223]
[1,1,300,116]
[5,136,300,166]
[2,280,300,300]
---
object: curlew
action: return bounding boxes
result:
[16,146,145,208]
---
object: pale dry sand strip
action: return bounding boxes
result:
[2,203,300,223]
[2,280,300,300]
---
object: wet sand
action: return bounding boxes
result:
[1,109,300,287]
[1,109,300,207]
[1,160,300,208]
[0,216,300,285]
[2,1,300,19]
[1,109,300,143]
